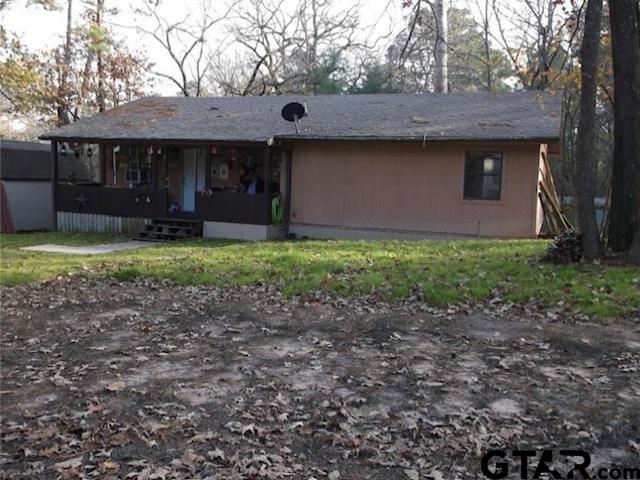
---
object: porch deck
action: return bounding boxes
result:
[55,184,277,226]
[52,141,286,239]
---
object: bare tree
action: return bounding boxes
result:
[396,0,447,92]
[57,0,73,125]
[213,0,360,96]
[490,0,581,90]
[392,3,511,93]
[211,53,265,96]
[134,0,234,96]
[0,1,59,12]
[227,0,300,95]
[574,0,603,260]
[471,0,494,92]
[95,0,105,111]
[76,0,107,116]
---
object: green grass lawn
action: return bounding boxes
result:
[1,232,638,318]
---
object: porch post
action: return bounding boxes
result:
[281,147,292,238]
[51,140,58,231]
[205,145,211,189]
[264,146,272,195]
[152,144,158,189]
[264,146,272,223]
[99,143,106,185]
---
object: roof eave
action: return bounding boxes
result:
[38,135,270,145]
[40,134,560,144]
[274,135,560,143]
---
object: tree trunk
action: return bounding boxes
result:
[79,48,95,117]
[630,227,640,265]
[310,0,319,94]
[433,0,448,93]
[483,0,492,92]
[573,0,604,260]
[57,0,73,126]
[96,0,105,112]
[607,0,640,252]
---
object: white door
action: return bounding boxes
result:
[182,149,196,211]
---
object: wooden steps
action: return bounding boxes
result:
[134,218,202,242]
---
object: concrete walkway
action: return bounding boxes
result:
[21,241,156,255]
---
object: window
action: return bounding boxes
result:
[78,143,100,183]
[58,143,99,183]
[126,147,153,185]
[464,152,503,201]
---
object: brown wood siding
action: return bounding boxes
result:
[290,141,541,238]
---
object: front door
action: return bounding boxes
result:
[182,148,207,212]
[182,149,197,211]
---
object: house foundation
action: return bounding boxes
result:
[203,221,282,241]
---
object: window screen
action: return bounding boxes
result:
[126,147,153,185]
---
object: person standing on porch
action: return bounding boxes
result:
[242,168,264,195]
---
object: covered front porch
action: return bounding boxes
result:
[51,140,289,240]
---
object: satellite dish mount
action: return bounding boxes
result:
[281,102,307,134]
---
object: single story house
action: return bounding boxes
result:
[0,140,89,232]
[40,92,561,240]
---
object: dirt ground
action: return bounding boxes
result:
[1,277,639,479]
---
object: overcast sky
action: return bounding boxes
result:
[1,0,416,95]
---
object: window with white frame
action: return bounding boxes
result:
[126,147,153,185]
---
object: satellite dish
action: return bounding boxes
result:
[281,102,307,134]
[281,102,306,122]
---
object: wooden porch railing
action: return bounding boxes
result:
[195,192,274,225]
[56,185,276,224]
[56,184,168,219]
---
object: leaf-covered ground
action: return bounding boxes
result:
[1,277,639,479]
[1,233,639,318]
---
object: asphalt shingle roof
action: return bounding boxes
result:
[40,92,561,144]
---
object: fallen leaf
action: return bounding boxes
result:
[55,455,83,470]
[105,381,126,392]
[208,448,225,462]
[405,469,420,480]
[100,461,120,473]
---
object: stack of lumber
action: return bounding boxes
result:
[539,152,572,236]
